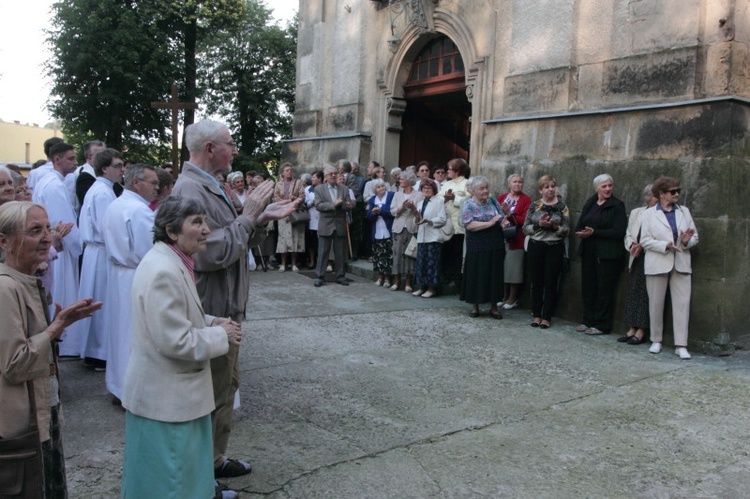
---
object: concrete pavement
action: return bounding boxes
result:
[62,267,750,498]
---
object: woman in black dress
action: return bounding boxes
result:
[460,176,505,318]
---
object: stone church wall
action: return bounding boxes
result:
[285,0,750,352]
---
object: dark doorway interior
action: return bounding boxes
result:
[399,91,470,168]
[398,36,470,168]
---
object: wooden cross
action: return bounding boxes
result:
[151,83,198,174]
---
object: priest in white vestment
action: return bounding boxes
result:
[32,141,83,357]
[103,164,159,400]
[75,149,123,366]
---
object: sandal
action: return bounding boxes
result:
[627,334,646,345]
[530,318,541,328]
[540,320,550,329]
[469,308,480,318]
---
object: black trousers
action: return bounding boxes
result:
[527,239,564,321]
[580,249,622,332]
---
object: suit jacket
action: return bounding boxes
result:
[640,204,699,275]
[314,183,353,237]
[173,162,260,319]
[123,242,229,422]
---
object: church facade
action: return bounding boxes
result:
[283,0,750,352]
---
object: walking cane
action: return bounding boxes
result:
[345,218,353,259]
[256,247,267,272]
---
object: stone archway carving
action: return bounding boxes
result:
[379,7,490,172]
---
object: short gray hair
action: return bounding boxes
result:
[370,178,386,190]
[0,166,13,185]
[642,184,654,204]
[593,174,613,188]
[401,170,417,185]
[185,120,227,153]
[467,175,489,192]
[507,173,522,185]
[324,165,337,176]
[153,196,206,244]
[227,171,244,183]
[390,167,402,178]
[124,164,156,188]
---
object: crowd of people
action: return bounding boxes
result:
[0,124,699,497]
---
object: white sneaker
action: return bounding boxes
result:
[292,265,299,272]
[421,290,435,298]
[649,342,662,354]
[383,280,391,288]
[374,279,383,286]
[412,289,424,297]
[502,302,518,310]
[389,283,399,291]
[497,301,506,308]
[675,347,691,359]
[326,265,333,273]
[278,266,286,272]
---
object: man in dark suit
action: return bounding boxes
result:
[314,165,355,286]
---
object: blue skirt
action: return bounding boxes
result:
[122,412,214,499]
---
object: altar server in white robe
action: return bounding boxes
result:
[103,164,159,400]
[75,149,123,367]
[32,141,84,356]
[27,137,64,189]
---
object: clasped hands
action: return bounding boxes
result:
[212,317,243,346]
[666,228,695,253]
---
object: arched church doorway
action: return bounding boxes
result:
[399,36,470,168]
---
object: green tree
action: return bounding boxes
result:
[199,1,297,173]
[46,0,182,161]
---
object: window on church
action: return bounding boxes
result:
[405,36,465,98]
[408,36,464,85]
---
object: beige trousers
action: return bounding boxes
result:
[646,269,692,347]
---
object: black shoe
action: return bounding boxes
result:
[314,278,324,287]
[215,458,252,478]
[627,335,646,345]
[336,278,349,286]
[617,334,633,343]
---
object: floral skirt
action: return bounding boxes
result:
[414,242,442,287]
[372,238,393,275]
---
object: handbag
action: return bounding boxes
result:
[502,225,518,240]
[288,207,310,226]
[405,235,418,258]
[0,382,44,499]
[438,215,454,243]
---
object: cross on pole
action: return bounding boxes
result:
[151,83,198,175]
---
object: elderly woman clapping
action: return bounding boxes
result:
[497,173,532,309]
[523,175,570,328]
[366,179,396,287]
[389,170,422,292]
[640,177,698,359]
[574,174,627,335]
[0,201,102,498]
[122,196,243,498]
[460,176,505,318]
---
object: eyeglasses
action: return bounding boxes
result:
[225,141,239,150]
[667,188,681,195]
[137,178,160,187]
[110,162,125,169]
[15,186,31,194]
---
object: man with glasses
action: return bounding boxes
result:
[172,120,298,493]
[33,141,84,357]
[74,149,124,372]
[103,164,159,404]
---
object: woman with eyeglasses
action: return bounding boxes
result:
[574,174,627,336]
[0,201,101,498]
[640,177,698,359]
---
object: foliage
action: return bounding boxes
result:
[45,0,297,170]
[46,0,182,162]
[198,1,297,173]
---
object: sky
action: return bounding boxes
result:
[0,0,298,127]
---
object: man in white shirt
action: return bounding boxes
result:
[64,140,106,214]
[103,164,159,401]
[32,141,83,356]
[76,148,123,370]
[27,137,64,190]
